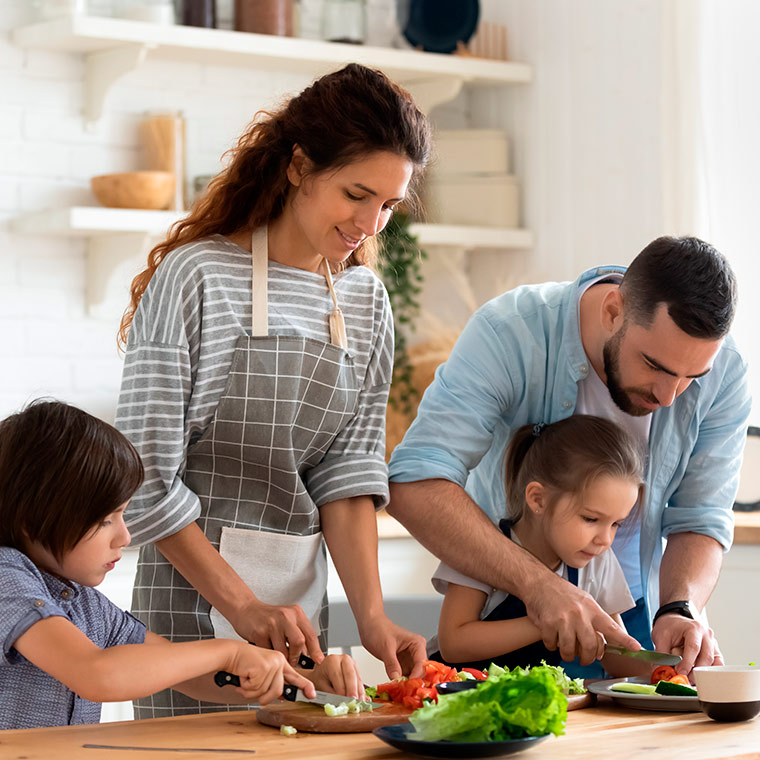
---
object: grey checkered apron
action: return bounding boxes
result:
[132,227,359,717]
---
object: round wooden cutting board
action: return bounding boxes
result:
[256,692,594,733]
[256,701,413,733]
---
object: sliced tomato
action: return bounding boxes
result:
[402,695,423,710]
[416,686,438,703]
[668,674,691,686]
[650,665,677,684]
[460,667,488,680]
[424,660,449,673]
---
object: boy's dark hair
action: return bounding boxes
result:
[0,399,144,562]
[621,235,736,339]
[505,415,645,522]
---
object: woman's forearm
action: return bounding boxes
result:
[155,522,258,623]
[320,497,384,623]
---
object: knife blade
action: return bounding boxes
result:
[605,646,682,666]
[213,672,382,706]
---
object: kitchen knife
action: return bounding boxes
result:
[605,646,682,666]
[214,672,382,707]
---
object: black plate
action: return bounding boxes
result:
[399,0,480,54]
[372,723,549,758]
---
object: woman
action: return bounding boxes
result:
[115,63,432,717]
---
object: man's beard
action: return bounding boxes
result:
[602,331,657,417]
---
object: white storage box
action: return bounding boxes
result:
[425,173,520,227]
[432,129,510,176]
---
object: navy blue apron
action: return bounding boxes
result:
[429,519,578,671]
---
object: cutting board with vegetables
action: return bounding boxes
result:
[256,700,413,733]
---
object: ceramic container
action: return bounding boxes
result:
[693,665,760,722]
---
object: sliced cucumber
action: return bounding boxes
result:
[654,680,697,697]
[610,682,657,695]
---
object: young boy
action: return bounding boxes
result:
[0,400,361,730]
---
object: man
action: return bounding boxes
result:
[388,236,750,674]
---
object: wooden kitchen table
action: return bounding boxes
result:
[1,702,759,760]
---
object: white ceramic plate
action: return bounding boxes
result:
[588,677,700,712]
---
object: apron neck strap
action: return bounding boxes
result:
[251,227,269,337]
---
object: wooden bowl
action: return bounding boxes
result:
[90,171,175,210]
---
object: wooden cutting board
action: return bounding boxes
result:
[256,692,595,733]
[256,701,413,733]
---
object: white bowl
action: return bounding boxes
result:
[693,666,760,722]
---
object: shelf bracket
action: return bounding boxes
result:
[402,76,466,113]
[86,232,156,321]
[84,43,154,127]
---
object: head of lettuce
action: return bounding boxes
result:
[409,663,568,743]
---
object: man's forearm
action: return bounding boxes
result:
[658,532,724,610]
[387,479,552,598]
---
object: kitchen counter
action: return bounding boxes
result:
[733,510,760,544]
[2,701,758,760]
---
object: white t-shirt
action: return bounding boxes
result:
[575,274,650,601]
[426,532,634,655]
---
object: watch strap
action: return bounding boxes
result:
[652,600,694,625]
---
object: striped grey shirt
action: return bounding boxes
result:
[116,235,394,546]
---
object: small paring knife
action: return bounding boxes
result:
[605,646,682,666]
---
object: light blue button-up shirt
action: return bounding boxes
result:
[389,266,751,621]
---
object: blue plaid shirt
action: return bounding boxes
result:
[0,547,146,729]
[389,266,751,621]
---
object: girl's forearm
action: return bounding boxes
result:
[438,616,542,664]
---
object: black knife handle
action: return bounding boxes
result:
[214,671,240,688]
[215,653,313,690]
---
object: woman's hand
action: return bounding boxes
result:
[358,613,427,680]
[306,654,365,700]
[228,644,317,705]
[230,598,325,667]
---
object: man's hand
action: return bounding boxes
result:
[230,599,325,667]
[522,574,640,664]
[652,614,723,675]
[358,614,427,680]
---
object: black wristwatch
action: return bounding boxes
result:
[652,600,695,626]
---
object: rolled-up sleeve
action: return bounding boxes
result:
[116,341,201,546]
[389,311,516,486]
[306,287,394,508]
[662,352,751,550]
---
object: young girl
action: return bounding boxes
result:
[0,400,363,731]
[429,415,645,675]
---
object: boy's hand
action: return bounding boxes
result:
[307,654,364,700]
[229,644,316,705]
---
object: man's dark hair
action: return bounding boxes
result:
[620,236,737,339]
[0,399,144,562]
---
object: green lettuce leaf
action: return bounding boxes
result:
[409,663,568,743]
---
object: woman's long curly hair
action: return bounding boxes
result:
[118,63,432,349]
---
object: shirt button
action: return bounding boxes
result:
[60,589,71,600]
[33,599,45,608]
[563,400,573,409]
[580,363,589,375]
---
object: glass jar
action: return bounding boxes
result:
[321,0,367,44]
[235,0,293,36]
[180,0,216,28]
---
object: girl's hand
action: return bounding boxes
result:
[307,654,364,700]
[357,614,427,680]
[230,599,325,667]
[228,644,316,705]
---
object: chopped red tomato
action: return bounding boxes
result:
[372,660,462,707]
[650,665,677,684]
[460,667,488,680]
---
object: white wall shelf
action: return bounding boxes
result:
[12,15,532,122]
[11,207,532,318]
[11,206,532,249]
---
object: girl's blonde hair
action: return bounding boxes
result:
[504,415,645,522]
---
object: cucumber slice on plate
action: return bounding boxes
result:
[610,682,657,695]
[654,680,698,697]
